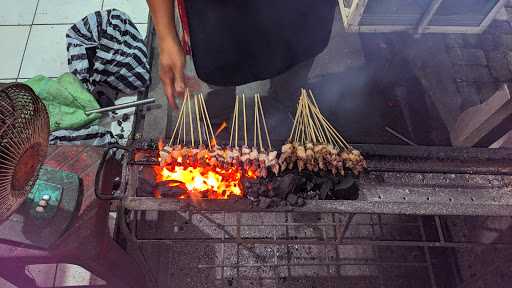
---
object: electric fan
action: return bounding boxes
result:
[0,83,49,220]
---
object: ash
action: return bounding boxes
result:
[128,210,453,288]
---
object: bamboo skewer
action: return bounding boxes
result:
[194,96,202,146]
[289,100,301,142]
[286,88,356,150]
[307,90,351,149]
[229,96,238,147]
[243,94,248,147]
[188,92,194,147]
[294,100,304,143]
[168,91,218,148]
[199,94,215,146]
[199,94,212,148]
[182,92,187,145]
[304,96,317,143]
[170,94,185,145]
[253,95,260,150]
[253,95,258,148]
[256,95,272,150]
[257,96,263,151]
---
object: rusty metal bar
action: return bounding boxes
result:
[336,213,355,242]
[123,197,512,217]
[129,237,512,249]
[198,260,430,269]
[369,215,386,288]
[434,216,446,243]
[419,217,438,288]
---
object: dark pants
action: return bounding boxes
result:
[205,58,315,146]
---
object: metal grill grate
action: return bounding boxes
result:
[128,211,467,288]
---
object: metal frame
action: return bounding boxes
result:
[114,144,512,287]
[115,21,512,288]
[339,0,507,34]
[120,143,512,217]
[119,205,512,287]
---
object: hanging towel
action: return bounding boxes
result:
[66,9,151,95]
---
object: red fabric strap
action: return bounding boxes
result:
[176,0,192,55]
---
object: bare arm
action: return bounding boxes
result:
[147,0,185,109]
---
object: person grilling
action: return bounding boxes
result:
[146,0,337,111]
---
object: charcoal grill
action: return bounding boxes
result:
[95,140,512,288]
[100,22,512,288]
[100,142,512,216]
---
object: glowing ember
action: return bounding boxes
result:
[154,162,243,199]
[215,120,228,137]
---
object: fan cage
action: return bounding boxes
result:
[0,84,49,220]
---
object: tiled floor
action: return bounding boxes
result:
[0,0,149,83]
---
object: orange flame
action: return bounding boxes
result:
[209,121,227,148]
[215,120,228,137]
[153,162,243,199]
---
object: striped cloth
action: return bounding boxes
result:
[66,9,150,95]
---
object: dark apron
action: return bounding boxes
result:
[184,0,337,86]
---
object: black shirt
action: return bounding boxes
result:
[184,0,337,86]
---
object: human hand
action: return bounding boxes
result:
[159,41,186,110]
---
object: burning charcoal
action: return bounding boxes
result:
[259,197,272,209]
[286,193,298,205]
[155,185,186,197]
[156,180,185,187]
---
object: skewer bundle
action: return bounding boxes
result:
[158,88,365,194]
[279,89,366,175]
[228,94,279,178]
[159,90,217,166]
[159,92,278,178]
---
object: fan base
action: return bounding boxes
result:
[0,166,81,249]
